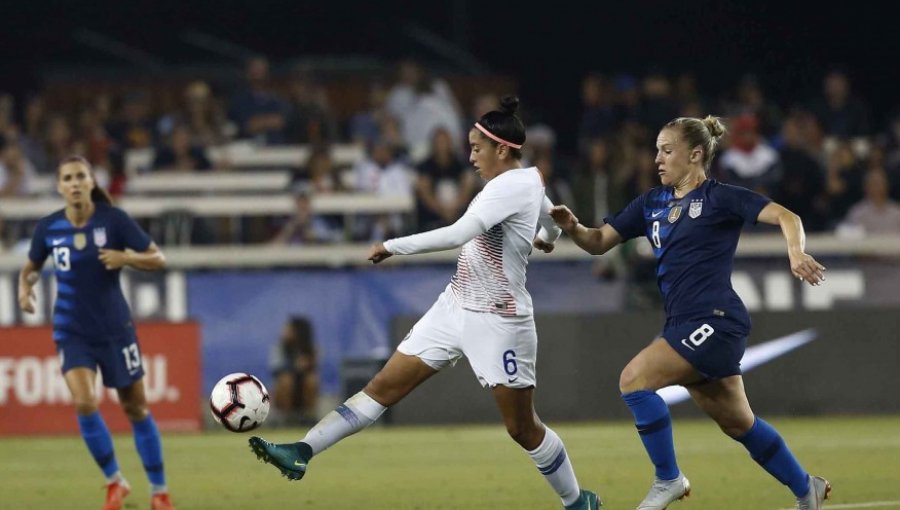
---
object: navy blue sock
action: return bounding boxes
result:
[132,415,166,486]
[736,417,809,497]
[77,412,119,478]
[622,390,679,480]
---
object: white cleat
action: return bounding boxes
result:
[636,473,691,510]
[796,475,832,510]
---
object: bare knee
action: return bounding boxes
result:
[619,364,646,394]
[715,415,755,438]
[505,418,543,450]
[72,395,99,416]
[363,374,401,407]
[120,399,149,421]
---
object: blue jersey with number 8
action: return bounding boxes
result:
[605,180,770,319]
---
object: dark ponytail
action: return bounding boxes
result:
[59,155,113,205]
[475,94,526,159]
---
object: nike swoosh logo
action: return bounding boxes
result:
[52,238,65,245]
[651,211,664,218]
[659,329,817,405]
[293,460,306,468]
[507,377,519,383]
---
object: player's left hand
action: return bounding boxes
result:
[789,251,826,286]
[533,238,555,253]
[367,242,393,264]
[98,249,128,270]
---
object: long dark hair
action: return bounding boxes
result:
[58,155,113,205]
[476,95,526,159]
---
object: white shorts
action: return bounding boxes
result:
[397,290,537,388]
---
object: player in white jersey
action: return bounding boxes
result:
[249,96,601,509]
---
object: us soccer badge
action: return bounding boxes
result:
[73,233,87,250]
[93,227,107,247]
[668,205,682,223]
[689,199,704,219]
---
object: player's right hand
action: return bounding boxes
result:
[18,290,35,314]
[549,205,579,233]
[533,238,554,253]
[367,242,393,264]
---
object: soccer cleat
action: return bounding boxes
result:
[151,492,176,510]
[796,475,832,510]
[102,479,131,510]
[248,436,312,481]
[565,489,603,509]
[636,473,690,510]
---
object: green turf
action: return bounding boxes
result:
[2,416,898,509]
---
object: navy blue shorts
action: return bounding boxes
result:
[56,334,145,389]
[662,312,750,380]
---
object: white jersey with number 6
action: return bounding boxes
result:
[449,166,548,317]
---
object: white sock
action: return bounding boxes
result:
[527,427,581,507]
[301,391,386,455]
[106,471,126,485]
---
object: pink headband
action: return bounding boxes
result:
[474,122,523,149]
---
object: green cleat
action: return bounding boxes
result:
[565,489,602,510]
[248,436,313,481]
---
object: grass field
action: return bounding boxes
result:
[2,415,899,509]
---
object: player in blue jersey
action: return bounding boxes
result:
[550,116,831,510]
[17,156,175,510]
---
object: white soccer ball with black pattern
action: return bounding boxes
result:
[209,372,270,432]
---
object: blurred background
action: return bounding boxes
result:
[1,1,899,434]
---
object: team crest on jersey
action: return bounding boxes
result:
[73,233,87,250]
[668,205,683,223]
[93,227,107,247]
[689,199,704,219]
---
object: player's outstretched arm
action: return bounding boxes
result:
[99,242,166,271]
[757,202,825,285]
[550,205,622,255]
[370,214,486,264]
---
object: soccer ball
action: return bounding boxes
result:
[209,372,270,432]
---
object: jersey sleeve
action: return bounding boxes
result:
[114,208,153,251]
[604,192,647,241]
[28,219,49,265]
[536,195,562,243]
[466,178,525,230]
[715,183,772,224]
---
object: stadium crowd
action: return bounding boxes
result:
[2,57,900,249]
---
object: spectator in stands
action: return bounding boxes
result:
[716,113,782,196]
[269,316,320,427]
[613,73,642,126]
[811,69,872,139]
[674,72,708,118]
[414,127,475,231]
[773,113,828,231]
[228,56,290,145]
[77,106,115,172]
[107,91,157,150]
[386,59,463,162]
[270,183,343,245]
[18,94,48,173]
[41,114,82,175]
[159,81,227,147]
[297,144,342,194]
[349,82,390,148]
[577,73,617,154]
[533,150,574,211]
[0,93,15,138]
[824,139,865,225]
[351,138,415,239]
[285,68,338,145]
[882,114,900,199]
[838,169,900,235]
[0,134,38,197]
[639,71,679,133]
[151,124,212,172]
[723,74,783,140]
